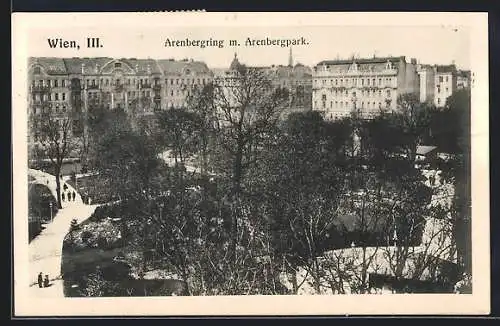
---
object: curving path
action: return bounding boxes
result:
[29,168,83,207]
[28,169,99,297]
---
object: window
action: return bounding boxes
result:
[373,78,376,85]
[446,87,449,93]
[437,98,441,104]
[445,76,449,82]
[171,90,174,96]
[367,79,370,86]
[62,93,66,101]
[105,79,109,86]
[439,76,443,83]
[378,90,382,97]
[335,79,338,85]
[114,62,122,68]
[322,94,327,101]
[62,80,66,87]
[34,67,41,74]
[378,78,382,85]
[335,101,338,107]
[437,86,441,93]
[54,80,58,87]
[361,79,364,86]
[362,101,364,107]
[386,90,391,97]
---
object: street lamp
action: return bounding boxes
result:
[49,202,53,223]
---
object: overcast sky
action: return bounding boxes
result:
[26,24,471,70]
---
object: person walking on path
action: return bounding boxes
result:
[44,275,50,288]
[72,191,76,201]
[37,272,43,288]
[61,192,65,202]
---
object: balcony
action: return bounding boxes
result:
[31,85,50,93]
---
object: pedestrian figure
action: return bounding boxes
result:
[37,272,43,288]
[44,275,50,287]
[429,174,435,186]
[72,191,76,201]
[62,192,65,202]
[64,183,68,191]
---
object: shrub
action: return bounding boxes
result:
[81,230,93,243]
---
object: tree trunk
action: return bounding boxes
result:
[55,166,62,209]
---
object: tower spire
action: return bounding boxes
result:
[288,47,293,67]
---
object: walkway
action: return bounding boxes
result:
[28,169,99,298]
[28,168,83,207]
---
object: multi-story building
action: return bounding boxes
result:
[433,64,457,108]
[27,57,213,147]
[417,63,471,108]
[312,56,420,120]
[212,52,312,114]
[456,69,471,90]
[417,64,435,104]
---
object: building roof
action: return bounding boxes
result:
[317,56,406,67]
[62,57,112,74]
[435,64,457,74]
[457,70,471,78]
[416,145,438,156]
[29,57,68,75]
[121,58,162,75]
[229,53,242,71]
[264,64,313,79]
[156,59,211,76]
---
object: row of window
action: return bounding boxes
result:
[86,89,190,98]
[32,77,212,88]
[438,75,450,83]
[33,105,68,115]
[315,100,387,110]
[33,92,67,102]
[320,89,392,98]
[313,77,395,87]
[32,79,66,88]
[436,85,450,94]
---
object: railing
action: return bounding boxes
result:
[31,85,51,92]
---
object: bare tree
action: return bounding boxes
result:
[31,109,77,208]
[211,66,289,257]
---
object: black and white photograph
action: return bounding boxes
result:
[12,12,489,316]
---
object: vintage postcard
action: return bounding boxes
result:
[12,12,489,316]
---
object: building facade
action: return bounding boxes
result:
[28,57,213,147]
[213,52,312,115]
[433,65,457,108]
[312,56,420,120]
[417,64,435,104]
